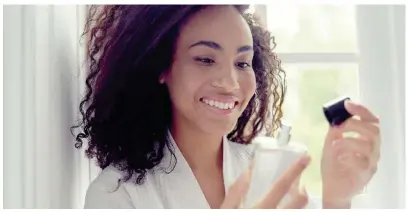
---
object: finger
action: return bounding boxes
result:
[345,101,379,122]
[337,152,370,170]
[332,137,374,158]
[255,155,311,209]
[343,157,374,186]
[324,125,346,146]
[289,176,301,197]
[338,117,380,141]
[283,176,302,208]
[336,136,380,166]
[281,187,309,209]
[335,118,381,162]
[220,163,253,209]
[351,147,380,170]
[285,177,303,207]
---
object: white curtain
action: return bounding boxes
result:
[356,5,406,209]
[4,5,90,209]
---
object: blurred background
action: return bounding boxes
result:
[3,4,406,209]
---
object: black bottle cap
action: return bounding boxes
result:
[323,96,352,126]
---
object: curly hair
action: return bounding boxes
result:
[72,5,286,185]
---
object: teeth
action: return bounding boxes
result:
[202,99,235,110]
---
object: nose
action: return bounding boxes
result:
[211,66,240,92]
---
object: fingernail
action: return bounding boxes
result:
[300,156,311,166]
[345,100,354,108]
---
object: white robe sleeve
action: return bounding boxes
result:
[84,181,135,209]
[83,167,135,209]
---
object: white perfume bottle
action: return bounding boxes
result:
[243,121,308,208]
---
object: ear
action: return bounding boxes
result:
[158,70,169,84]
[159,76,165,84]
[158,73,166,84]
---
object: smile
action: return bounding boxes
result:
[200,98,238,110]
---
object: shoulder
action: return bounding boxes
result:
[84,165,135,209]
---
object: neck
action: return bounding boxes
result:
[170,123,224,171]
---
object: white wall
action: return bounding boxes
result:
[3,5,90,209]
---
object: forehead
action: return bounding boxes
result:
[177,6,253,49]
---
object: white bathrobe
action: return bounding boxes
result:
[84,133,368,209]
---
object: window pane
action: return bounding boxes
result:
[266,5,358,53]
[282,63,360,195]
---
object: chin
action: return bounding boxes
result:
[202,121,237,137]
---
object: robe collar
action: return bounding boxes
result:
[155,130,234,209]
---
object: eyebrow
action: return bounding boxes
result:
[189,40,253,53]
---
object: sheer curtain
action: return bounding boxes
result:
[3,5,90,209]
[356,5,406,209]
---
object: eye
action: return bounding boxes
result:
[194,57,215,66]
[236,62,252,70]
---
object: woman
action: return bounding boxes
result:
[73,5,381,209]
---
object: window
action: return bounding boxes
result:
[254,5,360,195]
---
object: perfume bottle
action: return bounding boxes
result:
[243,120,307,208]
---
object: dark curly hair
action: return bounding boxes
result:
[72,5,286,185]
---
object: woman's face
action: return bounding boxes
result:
[163,6,256,136]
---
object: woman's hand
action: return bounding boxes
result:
[321,100,381,208]
[220,155,311,209]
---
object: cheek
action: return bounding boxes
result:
[166,66,203,106]
[240,72,257,99]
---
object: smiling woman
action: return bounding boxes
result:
[72,5,287,209]
[72,5,383,209]
[2,4,401,210]
[165,8,258,138]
